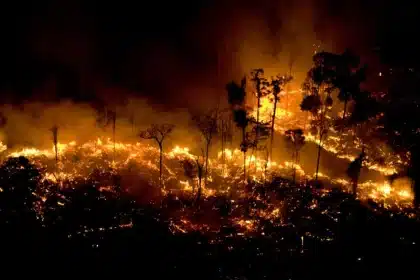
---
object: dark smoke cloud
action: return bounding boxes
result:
[0,0,380,108]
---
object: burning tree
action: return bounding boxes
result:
[193,110,218,187]
[301,52,337,181]
[139,124,175,188]
[285,129,305,183]
[269,75,293,161]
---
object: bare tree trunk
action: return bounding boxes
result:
[315,93,325,182]
[112,114,116,162]
[352,179,358,196]
[270,96,278,161]
[252,87,262,174]
[243,151,246,185]
[315,134,322,181]
[221,121,225,175]
[205,141,210,186]
[159,142,163,188]
[196,165,202,207]
[51,126,59,168]
[263,148,269,183]
[54,145,58,166]
[242,127,247,186]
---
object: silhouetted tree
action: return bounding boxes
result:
[251,69,269,144]
[139,124,175,188]
[248,118,270,176]
[334,50,366,121]
[193,110,218,187]
[218,110,233,174]
[50,125,59,166]
[346,148,366,196]
[234,109,251,184]
[226,77,250,185]
[249,69,272,175]
[301,52,337,181]
[194,153,205,206]
[349,91,380,125]
[375,70,420,205]
[285,129,305,183]
[226,77,247,109]
[269,75,293,161]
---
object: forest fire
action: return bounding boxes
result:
[0,56,415,242]
[3,1,420,278]
[0,132,412,212]
[257,94,406,176]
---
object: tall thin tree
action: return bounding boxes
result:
[50,125,59,167]
[301,52,337,181]
[218,109,233,176]
[193,110,218,187]
[250,69,269,153]
[285,129,305,183]
[269,75,293,161]
[139,124,175,189]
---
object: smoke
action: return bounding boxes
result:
[0,99,203,154]
[1,0,375,108]
[0,0,379,176]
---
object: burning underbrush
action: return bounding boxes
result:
[0,134,415,242]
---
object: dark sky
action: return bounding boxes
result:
[0,0,417,108]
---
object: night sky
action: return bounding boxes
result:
[0,0,418,108]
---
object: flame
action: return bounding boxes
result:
[0,135,413,210]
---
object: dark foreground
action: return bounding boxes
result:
[2,196,419,279]
[0,157,419,279]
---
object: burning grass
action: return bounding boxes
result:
[0,132,414,233]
